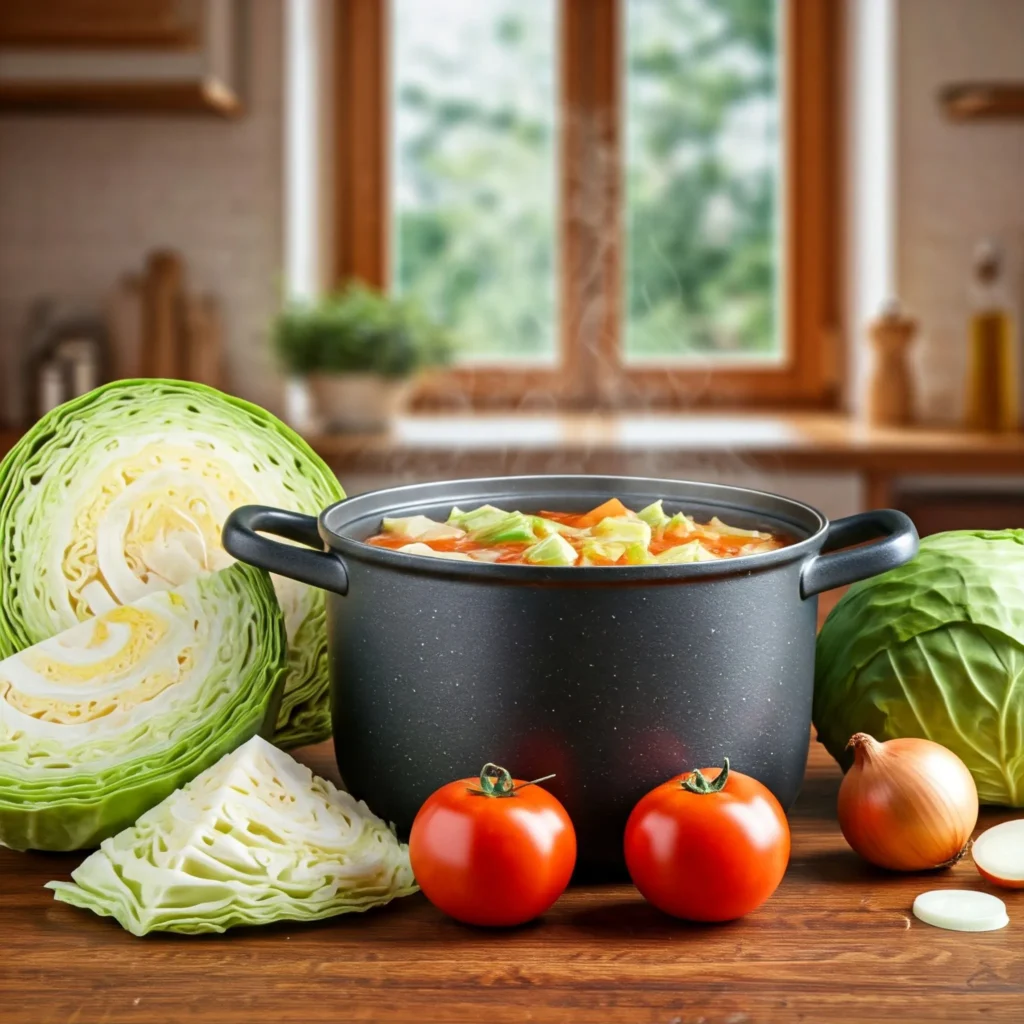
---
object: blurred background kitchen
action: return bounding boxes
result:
[1,0,1021,536]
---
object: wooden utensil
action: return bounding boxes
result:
[106,272,143,379]
[183,293,224,390]
[141,249,184,379]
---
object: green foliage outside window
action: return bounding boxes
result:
[392,0,780,363]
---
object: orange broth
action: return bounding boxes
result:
[365,499,789,566]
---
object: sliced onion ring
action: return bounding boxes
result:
[972,819,1024,889]
[912,889,1008,932]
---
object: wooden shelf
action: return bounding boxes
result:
[0,0,242,116]
[0,79,240,116]
[940,82,1024,121]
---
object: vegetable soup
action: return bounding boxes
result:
[365,498,789,566]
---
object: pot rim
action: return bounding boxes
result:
[317,474,830,583]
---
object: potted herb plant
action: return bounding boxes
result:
[274,284,452,431]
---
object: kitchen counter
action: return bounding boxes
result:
[3,413,1024,510]
[302,411,1024,476]
[4,741,1022,1023]
[305,413,1024,511]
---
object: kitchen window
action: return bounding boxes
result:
[336,0,841,409]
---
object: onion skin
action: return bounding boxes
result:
[837,733,979,872]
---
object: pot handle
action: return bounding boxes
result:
[222,505,349,596]
[800,509,918,599]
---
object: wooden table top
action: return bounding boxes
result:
[3,746,1023,1022]
[1,416,1022,1022]
[3,596,1023,1022]
[4,412,1024,477]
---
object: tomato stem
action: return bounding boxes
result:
[467,763,556,798]
[681,758,731,795]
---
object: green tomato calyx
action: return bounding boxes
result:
[468,763,556,798]
[681,758,731,795]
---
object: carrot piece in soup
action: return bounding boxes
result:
[495,542,534,563]
[575,498,631,528]
[366,534,411,550]
[422,537,460,552]
[537,511,580,526]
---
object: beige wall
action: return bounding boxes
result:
[0,2,285,423]
[897,0,1024,422]
[1,0,1022,434]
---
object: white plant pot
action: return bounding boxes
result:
[307,373,413,432]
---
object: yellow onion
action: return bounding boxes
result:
[837,733,978,871]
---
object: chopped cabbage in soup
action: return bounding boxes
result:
[365,498,787,566]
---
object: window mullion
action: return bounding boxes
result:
[561,0,621,408]
[335,0,388,289]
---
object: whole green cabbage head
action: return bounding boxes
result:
[814,529,1024,805]
[0,379,343,748]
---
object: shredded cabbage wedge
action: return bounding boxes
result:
[0,563,286,851]
[0,379,344,748]
[47,736,417,935]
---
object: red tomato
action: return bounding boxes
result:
[624,759,790,921]
[409,763,576,927]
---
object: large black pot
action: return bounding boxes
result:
[223,476,917,877]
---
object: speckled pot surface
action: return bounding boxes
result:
[224,475,918,878]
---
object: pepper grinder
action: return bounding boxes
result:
[867,299,917,427]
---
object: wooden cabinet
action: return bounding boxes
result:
[0,1,203,49]
[0,0,241,115]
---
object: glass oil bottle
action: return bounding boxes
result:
[965,240,1018,432]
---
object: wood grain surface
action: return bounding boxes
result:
[2,601,1023,1023]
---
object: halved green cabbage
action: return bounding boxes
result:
[0,563,285,851]
[0,379,344,748]
[47,735,417,935]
